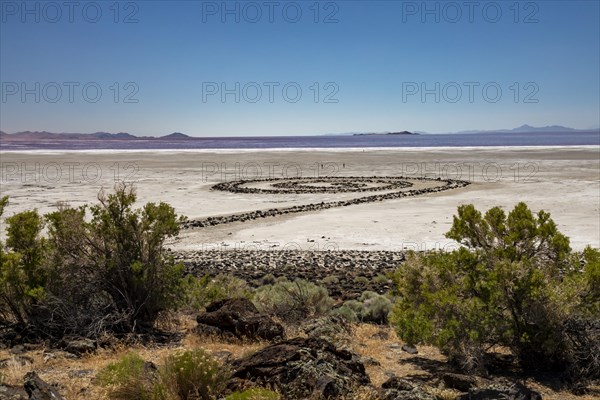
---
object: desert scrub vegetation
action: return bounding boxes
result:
[159,349,229,399]
[372,274,390,284]
[98,349,228,400]
[0,183,186,339]
[253,278,333,323]
[181,274,252,312]
[258,273,276,285]
[332,291,393,324]
[0,196,48,327]
[320,275,339,285]
[96,352,156,399]
[225,388,281,400]
[391,202,600,387]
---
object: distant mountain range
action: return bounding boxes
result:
[0,125,596,141]
[353,131,417,136]
[0,131,192,141]
[334,125,596,136]
[433,124,595,135]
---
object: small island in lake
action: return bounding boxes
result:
[353,130,418,136]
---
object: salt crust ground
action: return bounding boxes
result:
[1,147,598,250]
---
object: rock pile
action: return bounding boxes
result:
[176,250,405,300]
[455,381,542,400]
[214,176,413,194]
[182,176,470,229]
[195,298,285,342]
[228,337,370,399]
[0,372,64,400]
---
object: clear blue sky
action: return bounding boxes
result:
[1,0,599,136]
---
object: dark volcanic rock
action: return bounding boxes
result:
[194,323,234,339]
[457,381,542,400]
[401,344,418,354]
[23,372,64,400]
[381,376,450,400]
[0,385,28,400]
[381,376,415,391]
[229,337,370,399]
[63,338,96,355]
[196,298,284,341]
[8,346,24,355]
[359,356,381,366]
[302,315,352,343]
[383,390,436,400]
[442,372,476,392]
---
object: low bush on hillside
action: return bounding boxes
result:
[158,349,228,400]
[97,352,156,399]
[0,196,47,327]
[320,275,339,285]
[391,202,600,386]
[225,388,281,400]
[259,273,276,285]
[0,183,186,338]
[253,278,333,323]
[373,274,390,284]
[181,274,252,312]
[332,291,392,324]
[98,349,228,400]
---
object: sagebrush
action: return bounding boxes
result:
[0,184,185,338]
[392,202,600,386]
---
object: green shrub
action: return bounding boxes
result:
[332,292,392,324]
[97,352,156,400]
[97,351,148,385]
[0,196,48,325]
[50,184,184,335]
[0,184,186,338]
[357,291,393,324]
[353,276,369,285]
[391,202,599,380]
[373,274,390,284]
[321,275,339,285]
[331,304,358,323]
[181,274,252,311]
[98,349,228,400]
[260,274,276,285]
[225,388,281,400]
[253,278,333,323]
[158,349,228,400]
[576,246,600,315]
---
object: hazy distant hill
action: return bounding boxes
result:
[509,124,577,132]
[353,131,417,136]
[328,125,590,136]
[160,132,192,140]
[0,131,138,140]
[0,131,192,141]
[1,126,594,141]
[447,125,585,134]
[91,132,138,139]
